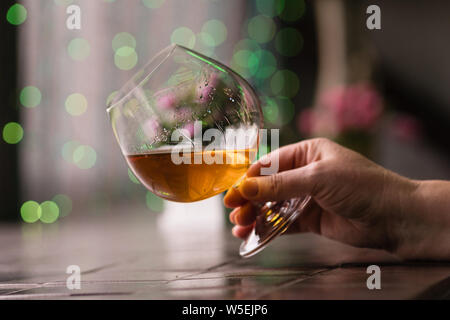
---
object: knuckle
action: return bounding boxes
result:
[307,161,326,195]
[269,173,283,196]
[309,161,324,177]
[314,137,331,146]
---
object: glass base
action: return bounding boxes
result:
[239,196,312,258]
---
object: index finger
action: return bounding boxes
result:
[224,186,247,208]
[247,140,317,178]
[225,139,325,208]
[225,143,304,207]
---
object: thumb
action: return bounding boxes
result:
[237,163,319,202]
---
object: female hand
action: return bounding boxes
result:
[224,138,450,260]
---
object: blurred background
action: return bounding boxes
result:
[1,0,449,231]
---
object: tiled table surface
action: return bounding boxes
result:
[0,202,449,300]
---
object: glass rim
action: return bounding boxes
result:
[106,43,177,114]
[106,43,263,129]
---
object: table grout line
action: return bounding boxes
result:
[129,257,243,296]
[164,257,243,283]
[253,267,336,300]
[413,275,450,300]
[0,255,142,297]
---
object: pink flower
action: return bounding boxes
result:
[182,122,195,138]
[391,114,421,142]
[142,118,160,139]
[318,84,383,133]
[198,72,219,103]
[296,109,314,136]
[173,107,192,123]
[157,92,177,110]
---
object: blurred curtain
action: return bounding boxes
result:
[0,0,19,220]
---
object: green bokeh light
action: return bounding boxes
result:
[256,142,270,161]
[253,50,277,79]
[262,97,279,124]
[171,27,196,49]
[106,90,118,106]
[21,201,40,223]
[198,32,215,47]
[62,141,97,170]
[231,51,257,79]
[68,38,91,61]
[279,0,305,22]
[270,70,299,97]
[233,50,259,73]
[142,0,165,9]
[201,20,227,47]
[39,201,60,224]
[233,38,261,54]
[54,0,73,5]
[274,96,295,125]
[256,0,285,17]
[114,46,138,70]
[128,168,140,184]
[65,93,88,116]
[20,86,41,108]
[62,140,80,163]
[112,32,136,52]
[262,96,295,125]
[275,28,304,57]
[194,33,216,57]
[52,194,72,217]
[73,145,97,169]
[231,48,276,80]
[146,191,164,212]
[3,122,24,144]
[248,15,276,44]
[7,4,27,25]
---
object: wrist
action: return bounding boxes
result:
[385,177,422,259]
[392,180,450,260]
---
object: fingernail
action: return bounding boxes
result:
[259,154,271,166]
[231,225,239,238]
[241,178,258,198]
[232,175,246,189]
[229,208,239,224]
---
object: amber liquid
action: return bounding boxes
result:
[126,148,256,202]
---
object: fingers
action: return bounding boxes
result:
[228,202,258,240]
[246,138,326,178]
[232,224,254,239]
[235,202,257,226]
[224,187,247,208]
[230,200,320,238]
[224,138,330,208]
[229,202,258,226]
[229,208,239,224]
[237,163,318,202]
[284,199,322,234]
